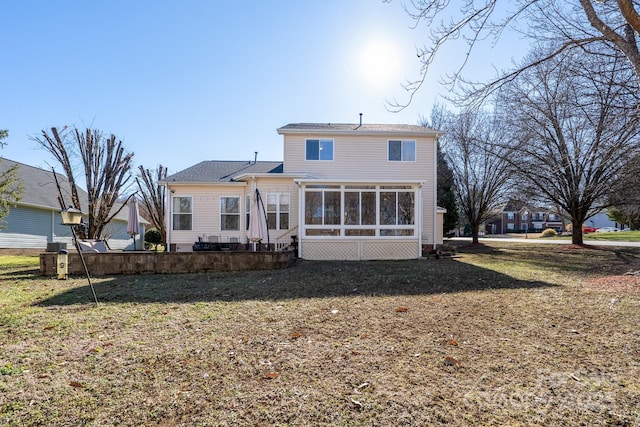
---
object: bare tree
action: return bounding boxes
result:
[438,107,515,244]
[608,153,640,229]
[387,0,640,108]
[0,130,24,227]
[420,107,459,234]
[135,164,167,247]
[495,49,640,244]
[33,127,135,239]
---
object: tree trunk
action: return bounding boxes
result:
[471,222,480,244]
[571,221,584,245]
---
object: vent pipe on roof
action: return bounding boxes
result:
[355,113,363,130]
[254,151,258,163]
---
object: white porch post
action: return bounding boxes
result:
[165,183,172,252]
[297,182,303,258]
[433,138,438,250]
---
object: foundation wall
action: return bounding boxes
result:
[39,250,296,276]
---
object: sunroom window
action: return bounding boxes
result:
[303,185,416,237]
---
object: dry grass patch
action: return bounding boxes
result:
[1,244,640,426]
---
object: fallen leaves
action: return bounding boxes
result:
[69,381,84,388]
[395,307,408,312]
[444,356,461,366]
[263,372,280,380]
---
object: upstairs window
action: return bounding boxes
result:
[306,139,334,161]
[388,140,416,162]
[172,196,192,231]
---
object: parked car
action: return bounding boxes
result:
[595,227,620,233]
[582,226,599,233]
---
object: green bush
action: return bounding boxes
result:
[540,228,558,238]
[144,229,163,248]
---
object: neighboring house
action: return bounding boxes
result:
[0,158,144,250]
[485,201,564,234]
[162,122,445,260]
[584,211,621,230]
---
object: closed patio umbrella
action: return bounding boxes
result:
[248,190,263,251]
[127,198,141,250]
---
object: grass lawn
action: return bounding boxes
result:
[1,243,639,426]
[583,230,640,242]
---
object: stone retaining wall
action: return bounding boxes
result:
[39,250,296,276]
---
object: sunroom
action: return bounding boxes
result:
[295,179,427,260]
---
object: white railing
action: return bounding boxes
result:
[274,226,299,251]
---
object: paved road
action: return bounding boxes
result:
[448,236,640,248]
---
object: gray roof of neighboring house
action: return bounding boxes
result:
[277,123,441,134]
[164,161,284,184]
[0,157,130,221]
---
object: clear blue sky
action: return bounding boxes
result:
[1,1,524,176]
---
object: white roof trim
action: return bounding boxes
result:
[232,173,313,181]
[294,178,426,185]
[165,181,248,187]
[278,128,442,138]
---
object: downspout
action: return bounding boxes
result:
[418,184,423,258]
[433,136,438,250]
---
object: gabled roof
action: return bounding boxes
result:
[0,157,130,221]
[277,123,442,136]
[1,157,79,209]
[164,161,284,184]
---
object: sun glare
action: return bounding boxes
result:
[358,39,401,88]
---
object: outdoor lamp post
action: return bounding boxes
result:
[60,207,98,305]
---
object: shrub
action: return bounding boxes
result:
[541,228,558,238]
[144,229,163,248]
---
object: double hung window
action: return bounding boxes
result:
[172,196,193,230]
[266,193,290,230]
[220,196,240,230]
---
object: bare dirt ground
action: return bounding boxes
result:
[1,242,639,426]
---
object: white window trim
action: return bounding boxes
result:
[302,184,418,239]
[305,138,334,161]
[388,139,416,162]
[171,195,193,231]
[220,196,241,231]
[266,193,290,230]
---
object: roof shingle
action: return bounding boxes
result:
[164,161,283,183]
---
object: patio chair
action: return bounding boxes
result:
[208,235,219,243]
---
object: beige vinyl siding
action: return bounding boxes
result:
[168,178,299,250]
[284,133,440,247]
[169,184,246,246]
[283,134,435,182]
